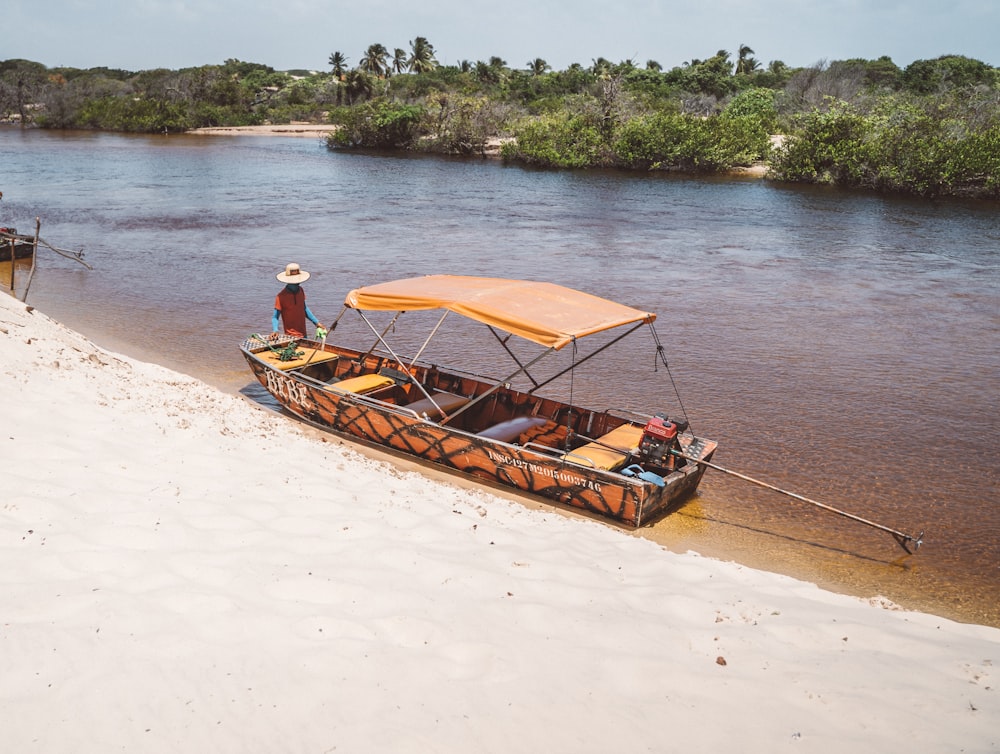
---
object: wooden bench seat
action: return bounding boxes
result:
[562,423,644,471]
[325,374,395,395]
[259,347,339,371]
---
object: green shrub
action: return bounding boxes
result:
[418,94,513,155]
[69,96,191,132]
[613,111,768,171]
[768,101,870,183]
[502,112,607,168]
[902,55,998,94]
[612,112,688,168]
[328,101,424,149]
[714,114,771,165]
[770,98,1000,197]
[722,87,778,132]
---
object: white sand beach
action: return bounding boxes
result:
[2,291,997,753]
[186,123,336,137]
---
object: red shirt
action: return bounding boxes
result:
[275,287,308,337]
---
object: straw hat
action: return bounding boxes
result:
[277,262,310,284]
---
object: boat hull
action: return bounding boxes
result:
[241,340,715,527]
[0,238,33,262]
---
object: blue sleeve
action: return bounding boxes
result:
[272,308,281,332]
[304,303,319,326]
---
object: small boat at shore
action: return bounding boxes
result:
[0,227,34,261]
[241,275,717,527]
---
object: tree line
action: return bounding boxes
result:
[2,41,998,199]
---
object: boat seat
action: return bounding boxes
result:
[406,391,471,419]
[378,366,412,385]
[325,373,395,395]
[259,347,339,371]
[562,423,644,471]
[478,416,549,443]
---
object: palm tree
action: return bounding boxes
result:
[527,58,550,76]
[735,44,756,75]
[328,51,349,79]
[646,60,662,72]
[360,43,389,78]
[474,60,496,84]
[591,57,612,77]
[408,37,437,73]
[474,58,508,84]
[328,51,348,106]
[392,48,407,75]
[343,69,374,104]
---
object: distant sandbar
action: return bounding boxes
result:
[187,123,334,137]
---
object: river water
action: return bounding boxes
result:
[3,128,998,626]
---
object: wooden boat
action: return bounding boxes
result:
[0,227,34,261]
[241,275,717,527]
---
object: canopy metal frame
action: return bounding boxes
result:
[346,304,657,426]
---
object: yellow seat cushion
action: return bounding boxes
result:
[326,374,395,395]
[259,347,339,371]
[563,423,644,471]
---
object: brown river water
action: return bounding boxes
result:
[2,128,998,626]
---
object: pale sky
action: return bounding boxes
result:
[6,0,999,73]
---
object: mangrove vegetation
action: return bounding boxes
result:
[2,42,998,199]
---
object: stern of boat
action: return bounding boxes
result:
[631,433,717,527]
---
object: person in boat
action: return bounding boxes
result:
[272,263,325,339]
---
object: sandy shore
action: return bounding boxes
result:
[184,123,774,171]
[1,292,997,753]
[186,123,336,137]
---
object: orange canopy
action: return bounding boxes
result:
[344,275,656,350]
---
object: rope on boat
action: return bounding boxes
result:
[671,449,924,554]
[563,339,578,452]
[648,324,691,430]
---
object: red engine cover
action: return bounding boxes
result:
[643,416,677,441]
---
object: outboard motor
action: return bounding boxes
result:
[637,413,687,474]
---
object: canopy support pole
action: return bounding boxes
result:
[440,347,558,426]
[354,309,436,404]
[361,311,403,364]
[352,309,560,426]
[409,310,450,370]
[488,326,540,389]
[529,321,647,395]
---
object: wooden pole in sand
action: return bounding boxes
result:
[21,217,41,303]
